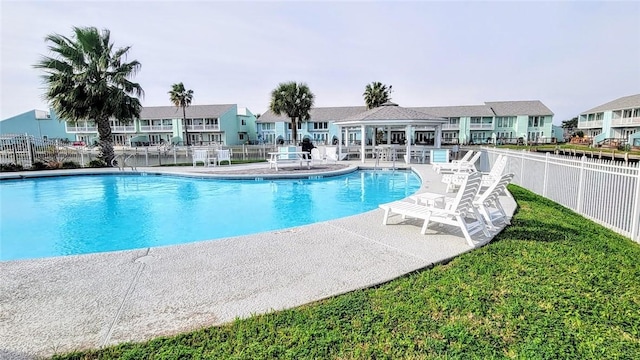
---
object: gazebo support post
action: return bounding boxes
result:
[360,125,366,164]
[405,125,412,164]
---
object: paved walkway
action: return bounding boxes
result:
[0,161,516,359]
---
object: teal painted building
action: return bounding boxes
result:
[0,109,72,140]
[258,100,555,146]
[578,94,640,146]
[63,104,257,146]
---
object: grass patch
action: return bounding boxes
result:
[53,186,640,359]
[495,143,640,156]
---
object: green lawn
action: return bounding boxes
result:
[495,143,640,156]
[54,186,640,359]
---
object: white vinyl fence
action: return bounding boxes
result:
[482,147,640,243]
[0,134,279,168]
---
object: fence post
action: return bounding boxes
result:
[520,149,526,185]
[630,165,640,243]
[173,147,177,164]
[144,148,149,166]
[576,156,586,213]
[543,152,550,197]
[26,134,34,166]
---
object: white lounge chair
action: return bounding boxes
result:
[442,154,507,192]
[480,155,508,189]
[432,150,474,172]
[379,172,490,247]
[473,173,515,229]
[433,151,481,174]
[216,149,231,166]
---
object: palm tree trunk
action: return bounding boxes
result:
[182,106,190,146]
[96,116,115,166]
[291,118,298,145]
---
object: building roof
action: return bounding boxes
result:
[139,104,236,119]
[258,100,553,123]
[257,106,366,123]
[411,105,494,117]
[484,100,554,116]
[580,94,640,114]
[335,102,448,127]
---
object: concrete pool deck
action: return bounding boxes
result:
[0,161,517,359]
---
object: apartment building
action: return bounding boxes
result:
[577,94,640,146]
[1,104,258,146]
[258,100,555,145]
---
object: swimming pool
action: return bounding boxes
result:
[0,171,421,261]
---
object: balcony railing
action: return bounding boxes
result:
[187,124,220,131]
[578,120,603,129]
[111,126,136,132]
[442,124,460,130]
[469,124,494,130]
[612,117,640,126]
[140,125,173,132]
[66,126,97,133]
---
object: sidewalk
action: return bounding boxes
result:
[0,162,516,359]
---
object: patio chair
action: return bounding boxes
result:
[379,172,489,247]
[480,155,508,189]
[310,148,325,164]
[216,149,231,166]
[432,150,473,172]
[473,173,515,229]
[192,149,214,167]
[433,151,481,174]
[325,146,339,163]
[442,154,506,192]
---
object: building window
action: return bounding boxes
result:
[313,122,328,130]
[528,116,545,127]
[239,133,245,141]
[496,116,515,127]
[241,119,246,125]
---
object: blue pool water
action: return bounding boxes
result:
[0,171,420,261]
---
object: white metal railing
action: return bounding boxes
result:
[66,126,97,132]
[469,124,494,130]
[140,125,173,131]
[482,147,640,243]
[111,126,136,132]
[442,124,460,130]
[187,124,219,131]
[611,117,640,126]
[578,120,603,129]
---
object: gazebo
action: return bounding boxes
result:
[333,102,449,164]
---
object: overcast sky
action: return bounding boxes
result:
[1,1,639,124]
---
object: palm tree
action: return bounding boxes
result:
[269,81,315,144]
[363,82,393,109]
[34,26,143,166]
[168,83,194,146]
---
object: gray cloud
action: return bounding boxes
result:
[2,1,638,123]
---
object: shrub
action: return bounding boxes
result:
[0,163,24,172]
[88,159,108,168]
[31,161,48,170]
[62,161,81,169]
[46,161,63,169]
